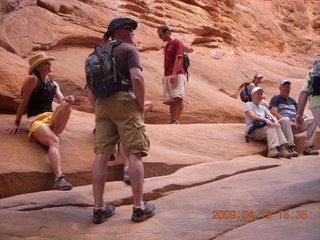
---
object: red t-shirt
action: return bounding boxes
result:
[164,39,184,76]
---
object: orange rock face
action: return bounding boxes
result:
[0,0,319,123]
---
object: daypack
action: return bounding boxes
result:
[240,83,251,102]
[308,71,320,96]
[183,51,190,81]
[85,40,130,98]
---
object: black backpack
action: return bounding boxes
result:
[239,83,251,102]
[308,73,320,96]
[183,51,190,81]
[85,40,130,98]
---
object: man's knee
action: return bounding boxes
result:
[172,97,183,103]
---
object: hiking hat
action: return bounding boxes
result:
[28,52,56,74]
[280,80,291,85]
[103,18,137,41]
[251,87,263,95]
[254,73,263,78]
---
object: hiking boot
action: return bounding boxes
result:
[92,205,116,224]
[123,168,130,184]
[131,202,156,222]
[287,146,299,158]
[170,120,180,124]
[267,148,280,158]
[53,174,73,190]
[303,146,319,155]
[278,145,291,159]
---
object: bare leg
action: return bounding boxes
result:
[32,125,62,177]
[117,143,128,167]
[128,153,144,207]
[50,101,72,135]
[170,102,175,122]
[92,153,112,208]
[173,97,184,121]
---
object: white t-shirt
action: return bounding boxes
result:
[244,102,269,133]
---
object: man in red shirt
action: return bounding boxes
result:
[158,25,186,124]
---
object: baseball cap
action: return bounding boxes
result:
[251,87,264,94]
[280,80,291,85]
[103,18,137,41]
[254,73,263,78]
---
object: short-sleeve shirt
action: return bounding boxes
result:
[244,102,269,133]
[269,95,297,122]
[301,74,320,109]
[164,39,184,76]
[112,42,142,80]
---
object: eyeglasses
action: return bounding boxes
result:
[120,27,133,32]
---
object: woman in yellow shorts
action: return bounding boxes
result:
[6,52,74,190]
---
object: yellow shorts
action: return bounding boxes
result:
[94,91,150,157]
[27,112,53,140]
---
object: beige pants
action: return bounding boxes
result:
[279,117,318,147]
[311,106,320,128]
[250,125,288,149]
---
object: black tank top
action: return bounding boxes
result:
[27,78,56,117]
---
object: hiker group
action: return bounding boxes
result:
[241,64,320,158]
[5,18,191,224]
[5,16,320,224]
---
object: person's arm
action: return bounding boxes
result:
[169,56,183,84]
[270,106,283,120]
[6,75,37,134]
[266,111,280,127]
[296,91,310,125]
[86,87,96,109]
[130,67,145,110]
[55,82,74,104]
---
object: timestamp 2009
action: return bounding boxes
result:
[211,210,308,220]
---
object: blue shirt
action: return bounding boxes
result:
[269,95,297,122]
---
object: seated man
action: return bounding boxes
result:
[269,80,319,156]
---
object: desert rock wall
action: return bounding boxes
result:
[0,0,319,123]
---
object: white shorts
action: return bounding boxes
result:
[163,74,186,104]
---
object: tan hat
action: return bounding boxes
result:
[28,52,56,74]
[251,87,264,94]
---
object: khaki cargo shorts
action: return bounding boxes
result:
[163,74,186,104]
[94,91,150,157]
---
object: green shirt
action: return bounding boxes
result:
[301,74,320,108]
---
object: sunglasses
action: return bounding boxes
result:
[120,27,134,32]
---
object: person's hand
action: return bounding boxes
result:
[170,74,176,84]
[291,122,302,129]
[6,124,20,135]
[296,114,304,125]
[162,77,164,85]
[63,95,75,104]
[266,119,279,127]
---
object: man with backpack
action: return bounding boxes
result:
[157,25,186,124]
[296,57,320,128]
[85,18,155,224]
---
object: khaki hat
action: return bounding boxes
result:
[280,80,291,85]
[254,73,263,78]
[28,52,56,74]
[252,87,264,94]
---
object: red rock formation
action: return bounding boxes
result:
[0,0,319,123]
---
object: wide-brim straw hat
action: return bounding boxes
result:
[28,52,56,74]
